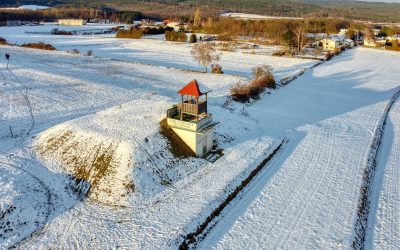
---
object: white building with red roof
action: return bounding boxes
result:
[166,79,216,157]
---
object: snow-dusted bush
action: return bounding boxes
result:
[69,49,80,54]
[211,64,223,74]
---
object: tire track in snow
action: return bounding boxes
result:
[0,158,53,247]
[352,87,400,250]
[279,126,335,249]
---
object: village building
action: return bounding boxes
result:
[58,19,87,26]
[373,28,381,36]
[344,38,355,48]
[364,38,386,47]
[165,21,187,31]
[6,20,21,26]
[321,37,343,51]
[166,80,217,157]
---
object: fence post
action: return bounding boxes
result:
[9,126,14,138]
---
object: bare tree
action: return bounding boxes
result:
[363,28,375,41]
[313,46,323,58]
[193,7,202,27]
[294,25,306,53]
[190,43,220,73]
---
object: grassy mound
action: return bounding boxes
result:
[35,129,133,206]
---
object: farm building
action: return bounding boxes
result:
[166,80,217,157]
[58,19,87,26]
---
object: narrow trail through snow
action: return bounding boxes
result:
[365,95,400,249]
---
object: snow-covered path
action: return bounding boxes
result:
[197,48,400,249]
[367,98,400,249]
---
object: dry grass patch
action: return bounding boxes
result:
[36,129,133,205]
[21,42,56,51]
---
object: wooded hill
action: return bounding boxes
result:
[1,0,400,23]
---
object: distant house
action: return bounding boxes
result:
[321,37,343,51]
[344,38,355,48]
[166,22,187,31]
[306,33,327,41]
[364,38,386,47]
[372,28,381,36]
[6,20,21,26]
[58,19,87,26]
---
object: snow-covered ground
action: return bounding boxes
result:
[0,45,286,248]
[0,24,317,78]
[0,42,399,249]
[366,99,400,249]
[197,48,400,249]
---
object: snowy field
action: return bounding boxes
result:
[0,41,399,249]
[0,45,282,248]
[197,48,400,249]
[0,24,317,78]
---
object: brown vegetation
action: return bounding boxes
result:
[386,39,400,51]
[21,42,56,50]
[0,37,7,45]
[165,30,187,42]
[116,28,143,39]
[202,17,368,53]
[35,130,134,202]
[231,65,276,102]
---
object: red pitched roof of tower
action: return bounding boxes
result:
[177,79,203,97]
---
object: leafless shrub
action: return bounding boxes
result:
[86,50,93,56]
[211,64,223,74]
[231,65,276,102]
[252,65,276,89]
[230,82,251,102]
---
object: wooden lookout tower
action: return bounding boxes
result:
[166,80,217,157]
